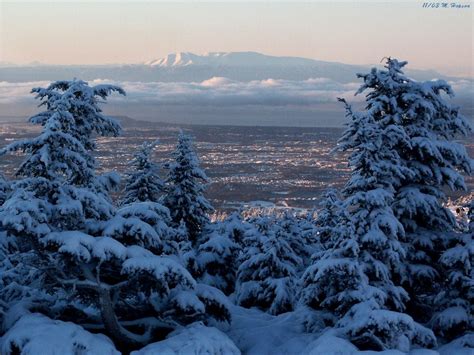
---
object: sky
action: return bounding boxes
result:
[0,1,472,76]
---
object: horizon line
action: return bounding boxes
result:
[1,51,471,78]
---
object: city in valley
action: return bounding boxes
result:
[1,116,472,211]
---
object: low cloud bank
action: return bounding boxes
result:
[0,78,378,106]
[1,78,471,126]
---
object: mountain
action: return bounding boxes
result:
[141,51,453,83]
[0,52,462,83]
[144,51,327,67]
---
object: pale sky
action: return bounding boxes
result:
[0,1,472,76]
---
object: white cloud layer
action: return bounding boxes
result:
[0,78,363,106]
[0,77,471,108]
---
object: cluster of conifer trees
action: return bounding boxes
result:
[0,59,472,353]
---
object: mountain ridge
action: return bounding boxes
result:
[143,51,343,68]
[0,52,469,83]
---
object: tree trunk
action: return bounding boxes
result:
[98,287,140,352]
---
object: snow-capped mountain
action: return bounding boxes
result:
[145,52,199,67]
[0,51,457,83]
[144,51,324,67]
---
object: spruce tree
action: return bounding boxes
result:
[469,200,474,234]
[300,193,356,318]
[120,140,164,206]
[195,221,240,295]
[220,211,249,247]
[0,174,10,206]
[301,89,437,351]
[0,80,230,351]
[338,98,435,350]
[102,201,173,255]
[353,58,473,328]
[313,189,345,249]
[236,216,301,315]
[194,212,251,295]
[163,132,213,245]
[277,210,317,270]
[431,198,473,340]
[431,228,473,341]
[0,79,124,337]
[114,140,176,254]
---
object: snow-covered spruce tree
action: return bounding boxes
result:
[194,212,252,295]
[299,187,343,318]
[111,140,178,255]
[300,189,356,319]
[469,200,474,234]
[0,80,124,331]
[163,132,213,246]
[120,140,164,206]
[430,227,473,341]
[236,215,301,315]
[101,201,174,255]
[0,81,231,351]
[301,98,436,351]
[0,173,10,206]
[277,210,317,270]
[299,207,358,331]
[338,98,435,350]
[195,220,241,295]
[353,59,473,328]
[220,211,249,247]
[430,196,473,340]
[26,80,124,185]
[313,189,345,249]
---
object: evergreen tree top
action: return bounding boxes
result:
[0,80,125,186]
[354,58,471,139]
[121,140,164,206]
[164,131,213,243]
[30,79,124,150]
[169,131,209,183]
[131,140,160,172]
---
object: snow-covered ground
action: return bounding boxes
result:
[3,307,473,355]
[224,306,473,355]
